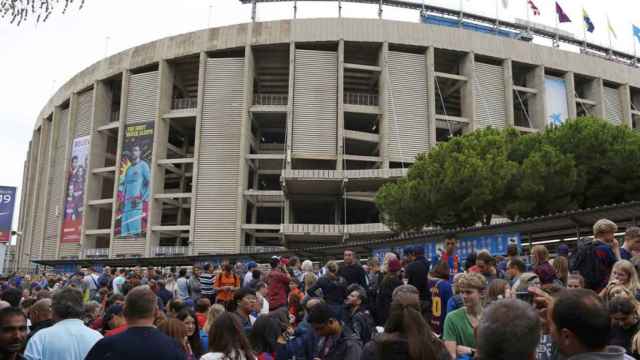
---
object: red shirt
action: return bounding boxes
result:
[266,269,289,311]
[105,323,128,336]
[196,312,206,329]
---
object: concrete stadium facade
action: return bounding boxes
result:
[14,18,640,270]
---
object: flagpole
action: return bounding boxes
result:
[459,0,464,27]
[525,0,531,34]
[554,8,559,48]
[582,13,587,50]
[495,0,499,33]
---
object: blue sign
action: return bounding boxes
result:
[0,187,16,243]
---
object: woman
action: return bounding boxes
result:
[608,296,640,355]
[177,309,204,359]
[249,316,282,360]
[375,258,404,326]
[427,261,453,336]
[158,319,193,359]
[300,260,317,294]
[486,279,509,304]
[361,292,449,360]
[531,245,557,286]
[306,261,347,320]
[552,256,569,286]
[602,260,640,301]
[202,304,226,351]
[442,272,487,359]
[201,312,255,360]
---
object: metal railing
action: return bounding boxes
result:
[344,92,379,106]
[254,93,288,106]
[171,97,197,110]
[153,246,190,256]
[240,246,286,254]
[83,248,109,258]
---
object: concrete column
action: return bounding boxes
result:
[15,150,31,269]
[25,119,50,264]
[109,71,129,258]
[426,47,436,147]
[528,65,546,130]
[34,117,55,261]
[461,52,476,132]
[286,42,295,170]
[189,52,207,254]
[564,72,577,120]
[588,78,606,119]
[379,41,389,169]
[236,41,255,252]
[147,60,174,256]
[619,84,632,127]
[337,39,345,170]
[503,59,515,127]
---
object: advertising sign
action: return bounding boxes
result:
[61,136,90,243]
[545,76,569,126]
[114,122,154,238]
[0,187,17,243]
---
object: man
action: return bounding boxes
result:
[307,302,362,360]
[112,269,126,295]
[119,145,150,237]
[85,286,185,360]
[506,258,526,288]
[343,286,374,344]
[103,304,127,337]
[175,268,190,301]
[266,257,290,311]
[476,299,541,360]
[277,298,323,360]
[243,262,257,288]
[404,246,431,317]
[83,268,101,300]
[572,219,620,292]
[188,267,201,302]
[199,263,216,303]
[26,299,53,342]
[621,227,640,260]
[435,234,460,276]
[532,287,633,360]
[497,243,520,273]
[24,287,102,360]
[231,288,257,335]
[338,250,367,289]
[475,251,503,284]
[0,307,27,360]
[155,280,173,307]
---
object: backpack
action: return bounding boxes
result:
[570,241,607,291]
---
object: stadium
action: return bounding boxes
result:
[14,1,640,271]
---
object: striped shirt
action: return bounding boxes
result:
[200,273,215,295]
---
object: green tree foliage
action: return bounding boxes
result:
[376,117,640,231]
[1,0,84,25]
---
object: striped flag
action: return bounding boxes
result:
[582,8,595,33]
[555,2,571,23]
[527,0,540,16]
[608,16,618,39]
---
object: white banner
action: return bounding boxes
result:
[545,76,569,126]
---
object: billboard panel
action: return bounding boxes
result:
[61,136,90,243]
[545,76,569,126]
[114,122,153,238]
[0,187,17,243]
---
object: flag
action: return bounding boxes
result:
[502,0,509,9]
[608,16,618,39]
[582,8,594,33]
[633,24,640,44]
[555,2,571,23]
[527,0,540,16]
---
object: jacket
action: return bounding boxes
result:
[343,306,374,344]
[375,275,403,326]
[338,264,368,289]
[314,327,362,360]
[275,319,318,360]
[405,256,431,302]
[567,346,635,360]
[266,269,289,310]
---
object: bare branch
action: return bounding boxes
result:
[0,0,85,26]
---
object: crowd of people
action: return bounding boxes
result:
[0,219,639,359]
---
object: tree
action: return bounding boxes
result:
[1,0,84,25]
[376,117,640,232]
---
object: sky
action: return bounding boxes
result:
[0,0,639,234]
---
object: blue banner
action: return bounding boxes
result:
[0,187,17,243]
